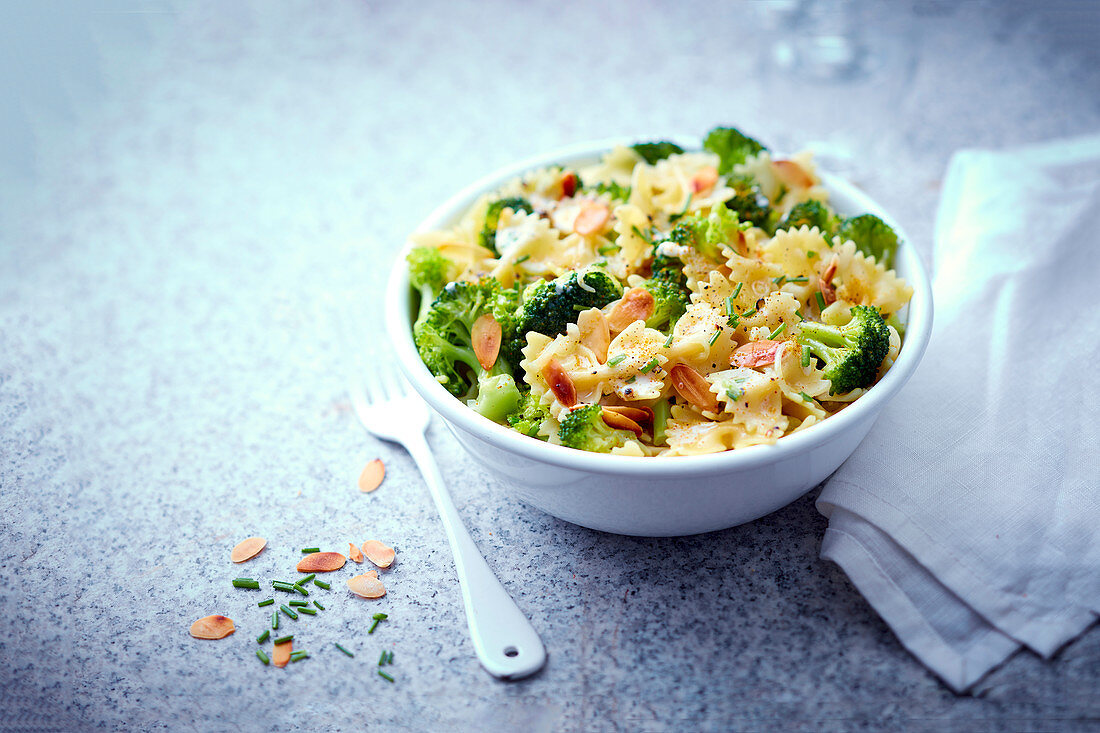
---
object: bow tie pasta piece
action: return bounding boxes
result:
[732,290,802,342]
[520,329,603,420]
[761,226,833,304]
[828,240,914,316]
[667,301,739,373]
[610,203,652,272]
[706,368,789,441]
[489,209,595,286]
[769,339,832,399]
[602,321,671,401]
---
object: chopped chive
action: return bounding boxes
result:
[256,649,270,665]
[772,275,785,285]
[368,619,382,634]
[290,652,309,663]
[801,345,811,368]
[296,574,316,586]
[788,276,808,283]
[258,598,274,607]
[631,224,653,245]
[607,354,627,367]
[727,313,740,328]
[708,330,721,346]
[272,581,298,593]
[378,671,395,683]
[732,282,743,299]
[313,601,325,611]
[289,600,309,607]
[796,310,805,321]
[663,333,674,348]
[293,585,308,597]
[300,547,320,554]
[232,578,260,589]
[807,250,817,258]
[335,643,354,657]
[378,651,387,665]
[273,634,293,645]
[573,304,589,312]
[625,375,636,384]
[769,323,787,339]
[372,613,389,621]
[313,580,330,590]
[640,358,659,374]
[386,651,394,664]
[271,612,279,630]
[814,291,827,310]
[297,607,317,615]
[725,387,743,401]
[725,295,735,316]
[741,308,757,318]
[280,605,298,621]
[597,244,619,256]
[799,391,815,403]
[514,254,530,264]
[256,630,270,644]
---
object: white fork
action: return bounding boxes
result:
[349,356,547,680]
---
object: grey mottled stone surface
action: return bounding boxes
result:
[1,2,1098,730]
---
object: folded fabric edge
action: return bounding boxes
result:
[821,526,1021,693]
[820,479,1097,655]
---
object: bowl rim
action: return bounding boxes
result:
[384,136,933,477]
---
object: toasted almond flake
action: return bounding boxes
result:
[358,459,385,493]
[602,405,653,425]
[732,339,784,368]
[773,159,814,189]
[347,572,386,599]
[691,165,719,194]
[471,313,502,370]
[296,552,347,573]
[560,172,578,199]
[189,615,235,640]
[574,202,610,236]
[273,639,292,668]
[669,364,720,413]
[541,359,577,407]
[607,288,656,333]
[821,254,839,285]
[349,542,364,563]
[230,536,266,563]
[361,540,396,569]
[577,309,611,363]
[600,408,644,437]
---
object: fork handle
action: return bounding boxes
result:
[405,436,548,680]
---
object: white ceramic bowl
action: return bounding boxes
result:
[385,138,933,537]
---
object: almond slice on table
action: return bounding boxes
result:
[606,288,655,333]
[358,459,385,493]
[772,159,814,189]
[189,615,235,640]
[691,165,719,194]
[349,542,364,563]
[361,540,396,569]
[731,339,784,368]
[600,408,644,437]
[577,309,610,364]
[574,202,610,236]
[230,536,266,563]
[601,405,653,426]
[296,552,347,573]
[669,364,720,413]
[471,314,502,370]
[273,639,292,668]
[541,359,577,408]
[347,571,387,599]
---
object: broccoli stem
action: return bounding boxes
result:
[468,373,523,424]
[651,399,670,446]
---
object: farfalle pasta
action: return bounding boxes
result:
[407,126,913,456]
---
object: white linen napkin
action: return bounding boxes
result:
[817,134,1100,692]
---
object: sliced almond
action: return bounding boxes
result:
[772,159,814,189]
[349,542,364,563]
[471,313,502,370]
[273,639,292,668]
[731,339,783,368]
[691,165,719,194]
[607,288,656,333]
[189,615,235,640]
[296,552,347,573]
[574,202,610,236]
[541,359,577,407]
[347,571,387,599]
[362,540,396,568]
[600,408,643,437]
[821,254,839,285]
[230,536,266,563]
[669,364,720,413]
[602,405,653,426]
[818,254,840,306]
[358,459,385,493]
[577,309,610,363]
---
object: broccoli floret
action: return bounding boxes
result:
[407,246,454,328]
[650,250,687,289]
[665,206,741,261]
[589,180,631,202]
[836,214,900,268]
[796,305,890,395]
[506,390,551,439]
[777,200,838,234]
[643,274,690,333]
[632,141,684,165]
[558,404,635,453]
[703,126,767,174]
[480,197,534,254]
[724,175,775,232]
[414,278,517,399]
[467,373,523,424]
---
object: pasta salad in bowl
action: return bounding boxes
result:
[385,127,932,535]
